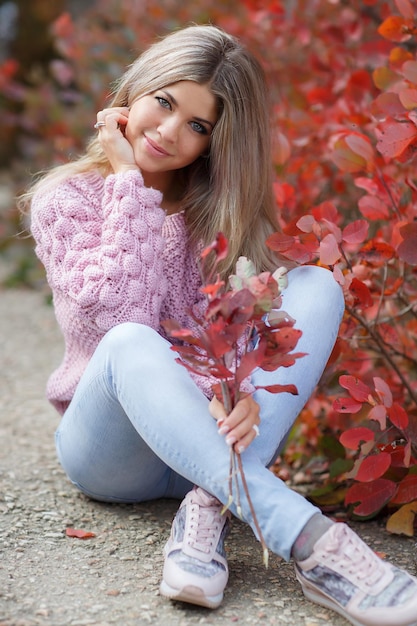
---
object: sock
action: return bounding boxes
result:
[291,513,333,562]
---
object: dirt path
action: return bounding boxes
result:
[1,288,415,626]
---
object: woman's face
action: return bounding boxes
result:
[125,81,218,189]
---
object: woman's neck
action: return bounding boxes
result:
[143,170,184,215]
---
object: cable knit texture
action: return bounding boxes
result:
[31,170,252,415]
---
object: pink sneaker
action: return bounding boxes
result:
[295,522,417,626]
[159,486,230,609]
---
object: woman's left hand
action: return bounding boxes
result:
[209,394,260,454]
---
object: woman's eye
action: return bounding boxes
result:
[156,96,171,109]
[190,121,207,135]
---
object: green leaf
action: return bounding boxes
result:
[329,458,354,479]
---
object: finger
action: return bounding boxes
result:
[94,108,129,131]
[209,396,227,423]
[97,107,130,117]
[223,414,260,447]
[220,399,259,432]
[233,424,261,455]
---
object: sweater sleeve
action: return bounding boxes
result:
[31,170,167,331]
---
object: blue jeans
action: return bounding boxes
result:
[55,265,344,561]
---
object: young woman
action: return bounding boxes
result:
[25,24,417,626]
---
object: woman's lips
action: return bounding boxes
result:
[144,135,171,157]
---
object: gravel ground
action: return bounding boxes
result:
[1,287,417,626]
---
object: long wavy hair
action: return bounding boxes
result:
[23,24,285,279]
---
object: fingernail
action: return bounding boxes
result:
[225,435,236,446]
[237,445,245,454]
[218,425,229,435]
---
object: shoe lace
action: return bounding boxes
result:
[323,525,385,589]
[186,499,223,556]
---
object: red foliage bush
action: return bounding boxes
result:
[2,0,417,530]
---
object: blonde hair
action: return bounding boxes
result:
[23,24,284,279]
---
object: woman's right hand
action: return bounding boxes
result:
[209,394,261,454]
[95,107,138,174]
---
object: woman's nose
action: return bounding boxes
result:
[158,116,180,143]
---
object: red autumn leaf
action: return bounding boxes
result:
[333,397,363,414]
[332,135,370,173]
[373,66,402,91]
[342,220,369,244]
[0,58,19,80]
[388,402,409,430]
[399,88,417,110]
[66,528,96,539]
[373,376,393,407]
[255,383,298,395]
[296,215,316,233]
[349,277,373,308]
[262,351,306,371]
[203,324,235,359]
[403,59,417,83]
[380,442,410,468]
[354,177,379,195]
[166,327,199,344]
[307,86,335,106]
[265,232,295,252]
[397,222,417,265]
[200,281,225,299]
[236,348,266,384]
[269,326,303,351]
[355,452,392,482]
[207,362,234,379]
[368,404,387,430]
[340,426,375,450]
[382,276,403,296]
[319,233,341,265]
[311,201,340,223]
[345,479,397,516]
[345,134,374,164]
[275,131,291,165]
[359,240,396,265]
[280,242,315,264]
[372,92,406,118]
[375,119,417,159]
[273,182,295,207]
[200,232,229,261]
[339,374,372,402]
[321,219,342,241]
[378,15,416,42]
[404,441,412,467]
[213,232,229,261]
[391,474,417,505]
[358,195,390,220]
[395,0,415,20]
[51,12,75,39]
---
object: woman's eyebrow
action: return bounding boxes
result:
[161,89,215,130]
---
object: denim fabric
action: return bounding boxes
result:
[55,265,344,561]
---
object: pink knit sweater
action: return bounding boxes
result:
[31,169,222,415]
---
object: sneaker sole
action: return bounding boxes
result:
[298,579,417,626]
[159,580,223,609]
[300,582,365,626]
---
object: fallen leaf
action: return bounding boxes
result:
[386,501,417,536]
[65,527,96,539]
